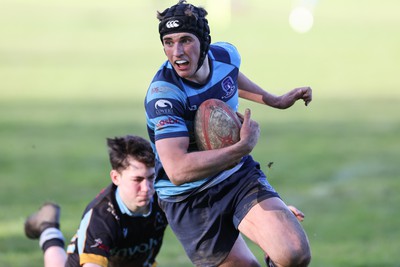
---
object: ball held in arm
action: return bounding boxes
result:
[194,99,242,150]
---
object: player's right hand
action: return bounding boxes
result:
[236,108,260,154]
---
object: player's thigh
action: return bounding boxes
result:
[218,234,260,267]
[238,197,309,258]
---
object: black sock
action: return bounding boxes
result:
[39,227,65,252]
[42,238,65,252]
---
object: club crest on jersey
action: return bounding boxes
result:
[258,177,277,193]
[154,212,168,230]
[123,228,128,238]
[155,99,174,115]
[221,76,236,99]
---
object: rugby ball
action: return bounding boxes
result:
[194,99,241,150]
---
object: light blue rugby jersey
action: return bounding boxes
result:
[145,42,244,201]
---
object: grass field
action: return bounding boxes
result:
[1,0,400,266]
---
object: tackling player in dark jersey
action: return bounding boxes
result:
[24,135,168,267]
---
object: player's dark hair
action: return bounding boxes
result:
[107,135,155,172]
[157,0,211,71]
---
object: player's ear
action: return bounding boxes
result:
[110,169,121,186]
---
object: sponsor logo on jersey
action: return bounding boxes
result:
[91,238,110,252]
[155,99,174,115]
[110,237,164,257]
[151,86,172,94]
[221,76,236,99]
[156,117,179,129]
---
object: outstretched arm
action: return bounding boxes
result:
[237,71,312,109]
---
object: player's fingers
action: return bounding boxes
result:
[288,205,305,222]
[300,87,312,106]
[242,108,251,125]
[304,94,312,106]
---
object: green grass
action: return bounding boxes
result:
[1,0,400,266]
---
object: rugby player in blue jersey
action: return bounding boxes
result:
[24,135,168,267]
[145,1,312,266]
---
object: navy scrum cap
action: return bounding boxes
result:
[158,0,211,71]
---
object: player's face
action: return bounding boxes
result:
[162,32,201,81]
[111,158,155,214]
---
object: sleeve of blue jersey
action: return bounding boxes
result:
[145,81,189,141]
[212,42,241,68]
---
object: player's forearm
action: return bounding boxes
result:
[239,89,282,108]
[237,72,282,108]
[162,143,249,186]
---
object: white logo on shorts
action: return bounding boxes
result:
[166,20,180,28]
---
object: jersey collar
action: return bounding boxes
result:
[115,187,153,217]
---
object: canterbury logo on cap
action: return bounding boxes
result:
[166,20,180,28]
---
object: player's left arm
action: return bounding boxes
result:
[237,71,312,109]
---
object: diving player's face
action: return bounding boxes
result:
[162,32,201,80]
[111,158,155,213]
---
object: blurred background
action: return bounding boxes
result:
[1,0,399,266]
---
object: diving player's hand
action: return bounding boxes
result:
[288,205,305,222]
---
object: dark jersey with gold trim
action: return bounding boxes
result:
[65,184,168,267]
